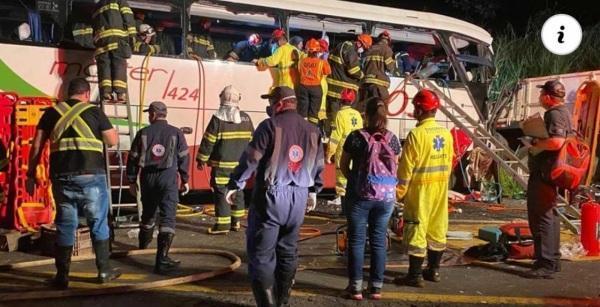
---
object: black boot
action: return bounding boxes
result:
[275,270,296,307]
[154,232,180,274]
[138,226,154,249]
[93,240,121,283]
[423,250,443,282]
[251,282,276,307]
[394,256,425,288]
[51,245,73,289]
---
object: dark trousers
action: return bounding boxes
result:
[526,172,561,269]
[140,169,178,233]
[325,97,341,137]
[246,185,308,289]
[358,84,389,113]
[95,49,128,97]
[296,84,322,124]
[214,186,245,229]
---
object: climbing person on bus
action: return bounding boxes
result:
[362,31,395,104]
[197,86,254,235]
[297,38,331,125]
[155,20,176,56]
[340,97,400,301]
[226,33,270,62]
[325,34,371,137]
[133,24,160,55]
[255,28,302,90]
[326,88,363,210]
[187,18,217,60]
[93,0,137,104]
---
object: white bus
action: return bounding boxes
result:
[0,0,494,192]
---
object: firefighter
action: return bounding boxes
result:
[325,34,371,137]
[226,86,324,307]
[255,28,302,90]
[226,33,270,62]
[133,24,160,55]
[126,101,190,274]
[297,38,331,125]
[26,78,121,289]
[187,18,216,60]
[197,86,254,235]
[93,0,137,103]
[155,21,176,56]
[361,31,395,104]
[394,89,453,288]
[325,88,363,208]
[525,80,570,279]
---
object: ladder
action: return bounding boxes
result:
[101,96,142,229]
[412,78,581,234]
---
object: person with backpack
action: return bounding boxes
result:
[339,97,401,300]
[394,89,453,288]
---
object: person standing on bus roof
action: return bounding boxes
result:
[187,18,217,60]
[197,86,254,235]
[325,34,371,138]
[155,20,176,56]
[361,31,395,107]
[226,33,271,62]
[126,101,190,274]
[92,0,137,103]
[255,28,303,90]
[133,24,160,55]
[297,38,331,125]
[226,86,324,307]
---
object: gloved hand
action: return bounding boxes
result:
[180,182,190,196]
[225,189,238,205]
[306,192,317,213]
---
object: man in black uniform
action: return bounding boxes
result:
[133,24,160,55]
[526,80,570,279]
[126,101,190,274]
[187,18,216,60]
[197,85,254,235]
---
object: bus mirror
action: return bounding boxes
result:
[180,127,193,134]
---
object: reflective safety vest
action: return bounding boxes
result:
[50,102,104,154]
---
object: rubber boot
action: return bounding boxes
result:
[394,256,425,288]
[154,232,180,274]
[275,270,296,307]
[50,245,73,289]
[93,240,121,283]
[423,250,443,282]
[207,223,230,235]
[251,282,276,307]
[138,226,154,249]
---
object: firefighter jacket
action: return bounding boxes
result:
[156,31,175,55]
[326,106,363,165]
[92,0,136,57]
[258,43,302,89]
[363,40,395,88]
[228,110,324,193]
[133,40,160,55]
[326,41,364,99]
[187,34,216,59]
[126,119,190,184]
[197,112,254,187]
[396,117,453,257]
[72,23,94,49]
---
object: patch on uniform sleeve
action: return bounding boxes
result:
[288,145,304,173]
[151,144,166,160]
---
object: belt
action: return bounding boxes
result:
[52,170,105,179]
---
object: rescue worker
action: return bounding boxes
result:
[187,18,216,60]
[126,101,190,274]
[297,38,331,125]
[362,31,395,104]
[394,89,453,288]
[325,88,363,208]
[155,21,176,56]
[93,0,137,103]
[133,24,160,55]
[226,86,324,306]
[197,86,254,235]
[26,78,121,289]
[325,34,371,137]
[525,80,570,279]
[255,28,302,90]
[226,33,270,62]
[72,22,94,49]
[317,39,330,139]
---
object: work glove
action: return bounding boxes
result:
[306,192,317,213]
[180,182,190,196]
[225,189,238,205]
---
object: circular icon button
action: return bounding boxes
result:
[541,14,582,55]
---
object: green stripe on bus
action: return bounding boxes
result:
[0,59,47,96]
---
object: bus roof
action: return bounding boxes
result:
[215,0,493,45]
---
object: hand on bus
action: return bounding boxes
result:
[180,183,190,196]
[225,189,238,205]
[129,183,138,197]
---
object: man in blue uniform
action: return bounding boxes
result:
[126,101,190,274]
[226,86,325,307]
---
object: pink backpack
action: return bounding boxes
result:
[355,130,398,202]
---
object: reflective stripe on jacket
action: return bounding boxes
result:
[363,40,395,88]
[50,102,104,154]
[258,43,302,89]
[92,0,136,56]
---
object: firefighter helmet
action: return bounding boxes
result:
[306,38,321,53]
[357,34,373,49]
[378,30,391,41]
[319,39,329,52]
[413,89,440,112]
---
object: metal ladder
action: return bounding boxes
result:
[101,96,142,229]
[413,78,581,234]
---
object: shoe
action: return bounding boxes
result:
[155,232,180,274]
[327,197,342,206]
[138,226,154,249]
[344,286,363,301]
[394,255,425,288]
[50,245,73,290]
[275,269,295,306]
[207,224,230,235]
[554,261,561,273]
[525,267,555,279]
[368,287,382,300]
[92,240,121,283]
[230,221,242,232]
[101,93,113,103]
[423,249,443,282]
[116,93,127,103]
[251,282,276,307]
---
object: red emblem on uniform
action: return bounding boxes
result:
[288,145,304,172]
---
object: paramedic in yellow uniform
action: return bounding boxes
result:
[326,89,363,209]
[256,28,302,90]
[394,89,453,288]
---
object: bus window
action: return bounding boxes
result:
[288,15,364,52]
[127,2,182,57]
[0,0,64,45]
[450,35,494,84]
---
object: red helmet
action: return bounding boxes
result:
[319,39,329,52]
[378,30,391,40]
[306,38,321,52]
[272,28,286,40]
[340,88,356,104]
[412,89,440,112]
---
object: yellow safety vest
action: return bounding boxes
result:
[50,102,104,154]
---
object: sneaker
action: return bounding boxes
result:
[368,287,381,300]
[344,286,363,301]
[327,197,342,206]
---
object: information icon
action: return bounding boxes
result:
[541,14,582,56]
